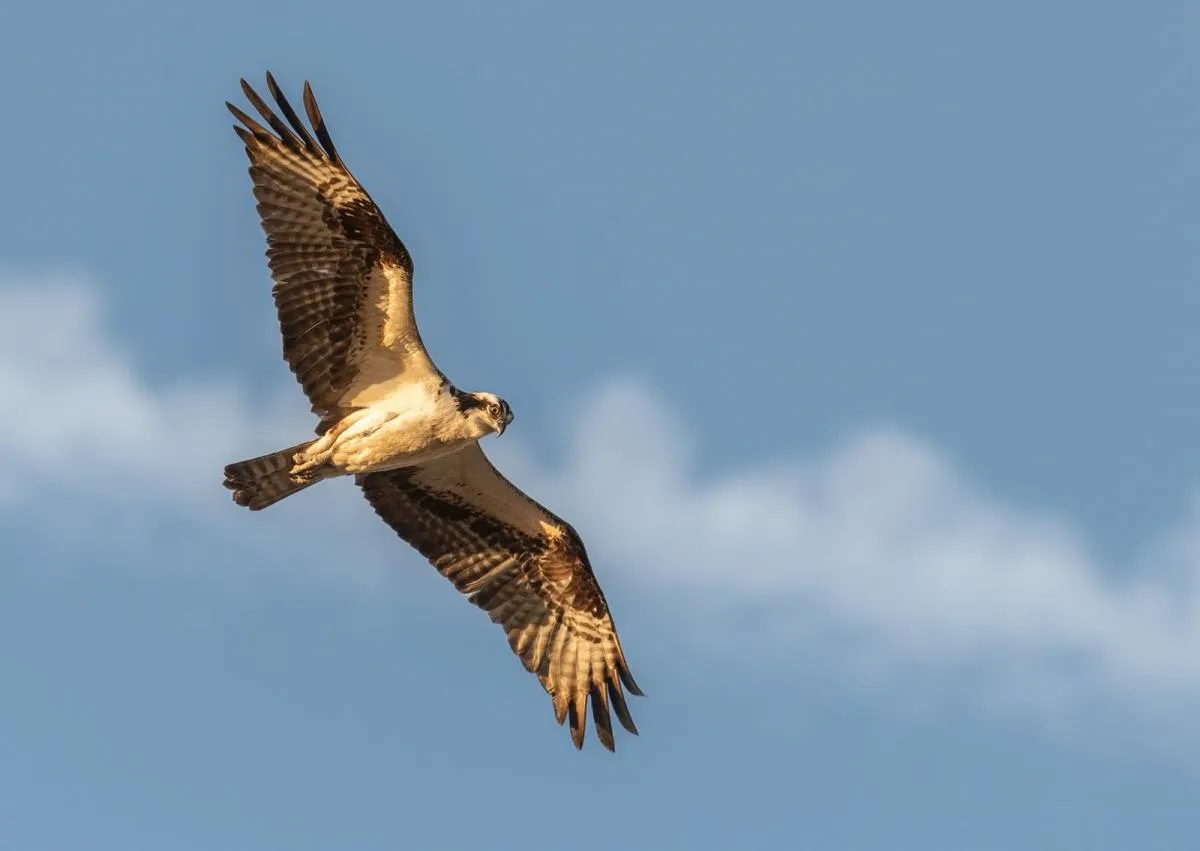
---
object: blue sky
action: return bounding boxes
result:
[2,0,1200,848]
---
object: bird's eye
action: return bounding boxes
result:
[487,402,501,416]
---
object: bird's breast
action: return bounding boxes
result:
[328,406,472,474]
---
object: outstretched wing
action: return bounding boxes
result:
[358,444,643,751]
[228,73,442,419]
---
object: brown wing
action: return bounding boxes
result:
[358,444,643,751]
[228,73,442,419]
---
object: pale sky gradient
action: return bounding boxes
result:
[2,1,1200,849]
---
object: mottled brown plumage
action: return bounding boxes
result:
[359,444,642,751]
[224,74,643,751]
[227,73,440,419]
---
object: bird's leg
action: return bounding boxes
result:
[289,432,337,482]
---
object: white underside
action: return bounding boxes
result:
[295,381,478,477]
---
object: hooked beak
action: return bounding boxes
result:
[497,409,514,436]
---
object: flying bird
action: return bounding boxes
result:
[222,73,642,751]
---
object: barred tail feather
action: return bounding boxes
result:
[223,441,320,510]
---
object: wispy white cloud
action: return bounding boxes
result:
[500,383,1200,722]
[0,274,380,586]
[5,277,1200,724]
[0,278,296,501]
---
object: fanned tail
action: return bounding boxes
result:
[223,441,321,510]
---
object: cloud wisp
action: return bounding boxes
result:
[504,384,1200,722]
[5,277,1200,724]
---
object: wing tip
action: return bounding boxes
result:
[230,71,339,163]
[567,698,587,750]
[590,681,616,751]
[552,690,568,726]
[619,659,645,697]
[549,672,643,752]
[301,79,342,164]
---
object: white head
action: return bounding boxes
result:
[454,390,514,439]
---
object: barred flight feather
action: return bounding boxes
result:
[227,73,442,419]
[358,443,643,751]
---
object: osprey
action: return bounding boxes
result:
[222,74,642,751]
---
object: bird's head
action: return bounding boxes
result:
[457,391,514,438]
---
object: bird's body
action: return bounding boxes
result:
[221,73,641,751]
[227,379,510,508]
[304,383,484,475]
